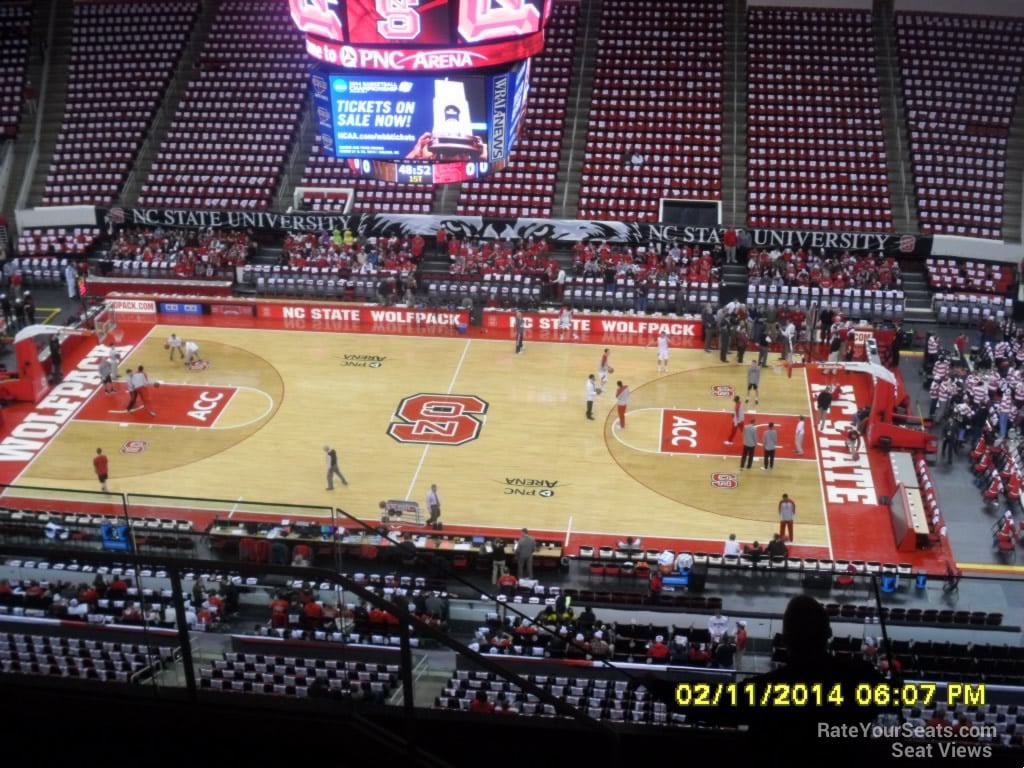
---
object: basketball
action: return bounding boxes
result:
[608,367,615,374]
[154,381,161,388]
[163,343,169,349]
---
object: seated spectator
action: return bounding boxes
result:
[687,643,711,666]
[270,592,291,628]
[67,598,89,619]
[713,637,736,668]
[743,541,765,565]
[674,552,694,573]
[108,575,130,596]
[536,605,559,627]
[496,568,518,595]
[723,533,742,557]
[589,630,610,659]
[647,635,670,662]
[470,689,494,713]
[617,535,643,550]
[766,533,788,558]
[648,570,663,600]
[496,696,518,715]
[568,633,590,658]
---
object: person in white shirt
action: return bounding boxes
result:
[183,339,203,368]
[781,320,796,363]
[654,330,670,373]
[585,374,598,420]
[166,333,184,361]
[426,484,441,528]
[723,533,742,557]
[127,365,156,416]
[674,551,694,573]
[558,306,576,341]
[656,549,675,574]
[794,415,806,455]
[708,612,729,643]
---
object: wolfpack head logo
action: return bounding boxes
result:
[711,473,738,489]
[899,235,916,253]
[711,385,735,398]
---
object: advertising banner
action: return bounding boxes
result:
[256,303,469,330]
[483,310,702,341]
[159,302,204,316]
[99,207,934,258]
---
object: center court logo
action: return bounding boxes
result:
[388,393,488,446]
[711,473,737,489]
[711,385,735,398]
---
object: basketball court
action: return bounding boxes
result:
[0,303,953,570]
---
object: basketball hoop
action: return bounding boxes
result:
[94,303,122,346]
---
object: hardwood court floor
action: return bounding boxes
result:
[18,326,829,547]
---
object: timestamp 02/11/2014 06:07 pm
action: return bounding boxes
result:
[673,681,987,709]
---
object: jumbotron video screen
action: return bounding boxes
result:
[293,0,544,184]
[291,0,552,71]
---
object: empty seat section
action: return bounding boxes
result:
[746,6,893,232]
[41,0,198,207]
[138,0,305,210]
[578,0,724,222]
[897,12,1024,239]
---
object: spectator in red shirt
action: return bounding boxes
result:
[469,689,494,713]
[648,635,671,661]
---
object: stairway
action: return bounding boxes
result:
[872,0,916,233]
[0,0,50,222]
[899,261,935,325]
[1002,81,1024,243]
[719,263,748,306]
[433,182,461,215]
[25,0,72,208]
[721,0,747,227]
[553,0,601,220]
[274,90,317,211]
[121,0,222,206]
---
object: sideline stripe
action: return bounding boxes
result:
[403,337,473,501]
[958,562,1024,575]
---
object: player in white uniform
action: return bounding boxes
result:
[558,306,576,340]
[166,333,184,361]
[655,330,670,373]
[184,340,203,368]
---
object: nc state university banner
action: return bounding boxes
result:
[98,207,932,258]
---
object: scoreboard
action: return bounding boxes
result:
[291,0,552,71]
[293,0,544,184]
[312,59,529,184]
